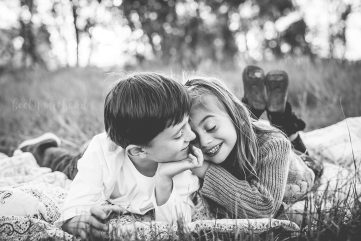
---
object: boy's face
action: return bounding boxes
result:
[144,115,196,163]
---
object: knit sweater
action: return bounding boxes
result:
[200,132,293,219]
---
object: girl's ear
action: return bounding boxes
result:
[125,145,146,158]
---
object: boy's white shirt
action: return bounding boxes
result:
[54,132,199,227]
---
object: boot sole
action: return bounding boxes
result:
[18,132,61,150]
[242,65,267,110]
[266,70,289,112]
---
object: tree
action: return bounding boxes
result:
[117,0,245,68]
[70,0,80,66]
[116,0,313,67]
[19,0,50,67]
[264,18,313,58]
[328,3,352,59]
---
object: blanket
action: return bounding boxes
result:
[285,117,361,225]
[1,117,360,240]
[0,148,300,240]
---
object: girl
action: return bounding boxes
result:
[185,76,320,219]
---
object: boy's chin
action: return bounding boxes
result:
[163,154,188,163]
[177,152,190,161]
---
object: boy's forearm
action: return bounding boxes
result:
[61,218,71,233]
[61,216,80,235]
[155,176,173,206]
[192,161,210,178]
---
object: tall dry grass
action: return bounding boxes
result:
[1,58,361,155]
[0,67,111,155]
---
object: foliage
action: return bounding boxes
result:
[117,0,303,68]
[0,0,51,69]
[1,0,358,69]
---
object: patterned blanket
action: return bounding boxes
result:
[1,117,360,240]
[0,153,300,240]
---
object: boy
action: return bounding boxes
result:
[20,73,203,240]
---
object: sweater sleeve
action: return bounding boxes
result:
[200,135,291,219]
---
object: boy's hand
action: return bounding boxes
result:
[155,146,203,205]
[157,145,204,179]
[191,161,211,179]
[62,205,124,240]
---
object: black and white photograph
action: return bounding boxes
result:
[0,0,361,240]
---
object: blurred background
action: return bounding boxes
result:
[1,0,361,155]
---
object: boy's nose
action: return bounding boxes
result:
[184,123,196,142]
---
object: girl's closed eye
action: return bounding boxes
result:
[205,121,217,132]
[207,125,216,132]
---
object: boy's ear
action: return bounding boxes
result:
[126,145,146,158]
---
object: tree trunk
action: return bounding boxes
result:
[71,0,80,66]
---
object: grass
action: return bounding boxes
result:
[0,57,361,240]
[0,67,112,155]
[1,57,361,156]
[1,57,361,155]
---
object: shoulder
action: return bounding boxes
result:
[257,131,291,157]
[81,132,126,168]
[90,132,123,153]
[253,120,290,148]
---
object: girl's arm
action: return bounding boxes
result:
[200,135,291,218]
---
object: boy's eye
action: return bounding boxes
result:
[175,129,184,139]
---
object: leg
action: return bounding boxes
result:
[265,71,323,178]
[264,70,307,152]
[242,97,265,120]
[41,147,81,180]
[18,133,83,180]
[267,102,307,153]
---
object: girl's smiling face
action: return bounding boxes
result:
[189,94,237,164]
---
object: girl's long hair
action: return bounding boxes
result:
[185,77,278,180]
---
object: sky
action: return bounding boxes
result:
[1,0,361,67]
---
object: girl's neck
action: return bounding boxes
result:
[220,150,246,180]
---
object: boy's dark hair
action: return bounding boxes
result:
[104,73,190,148]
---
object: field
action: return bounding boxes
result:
[0,57,361,240]
[1,57,360,156]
